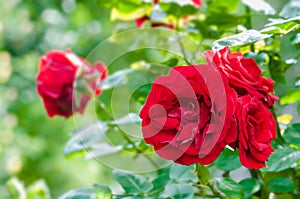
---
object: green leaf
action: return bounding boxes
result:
[280,0,300,19]
[265,147,300,172]
[196,164,210,185]
[27,180,51,199]
[161,182,194,199]
[160,3,198,18]
[59,185,112,199]
[290,33,300,49]
[93,185,112,199]
[267,52,287,83]
[267,177,295,193]
[85,143,121,159]
[207,0,239,13]
[115,0,142,14]
[64,122,108,158]
[100,69,134,90]
[242,0,275,15]
[109,113,141,126]
[215,178,244,199]
[298,104,300,116]
[213,30,271,50]
[280,90,300,105]
[169,164,195,182]
[6,177,26,199]
[214,148,242,171]
[239,178,261,199]
[113,171,153,194]
[261,16,300,35]
[151,174,170,192]
[162,57,179,67]
[283,123,300,146]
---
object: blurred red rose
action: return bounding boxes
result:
[204,47,278,107]
[37,50,107,118]
[236,95,276,169]
[140,64,237,165]
[192,0,202,7]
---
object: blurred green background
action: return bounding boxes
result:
[0,0,119,198]
[1,0,300,198]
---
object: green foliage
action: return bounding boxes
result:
[261,16,300,35]
[161,182,194,199]
[59,184,112,199]
[240,178,261,199]
[215,178,244,198]
[196,164,210,185]
[213,30,271,50]
[280,90,300,105]
[169,164,195,182]
[283,123,300,146]
[214,148,242,171]
[113,171,153,195]
[267,177,295,193]
[265,147,300,172]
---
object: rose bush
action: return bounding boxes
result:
[37,50,107,118]
[140,64,238,165]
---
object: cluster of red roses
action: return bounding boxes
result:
[140,47,278,169]
[37,46,278,169]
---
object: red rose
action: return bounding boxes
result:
[140,64,237,165]
[204,47,278,107]
[37,50,107,118]
[236,95,276,169]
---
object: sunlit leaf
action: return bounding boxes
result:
[160,3,198,18]
[27,180,51,199]
[213,30,271,50]
[261,16,300,35]
[280,90,300,105]
[6,177,26,199]
[207,0,239,13]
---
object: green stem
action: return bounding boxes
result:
[97,102,160,170]
[245,5,255,52]
[176,32,192,65]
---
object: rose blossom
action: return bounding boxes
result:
[37,50,107,118]
[236,95,276,169]
[140,64,237,165]
[204,46,278,107]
